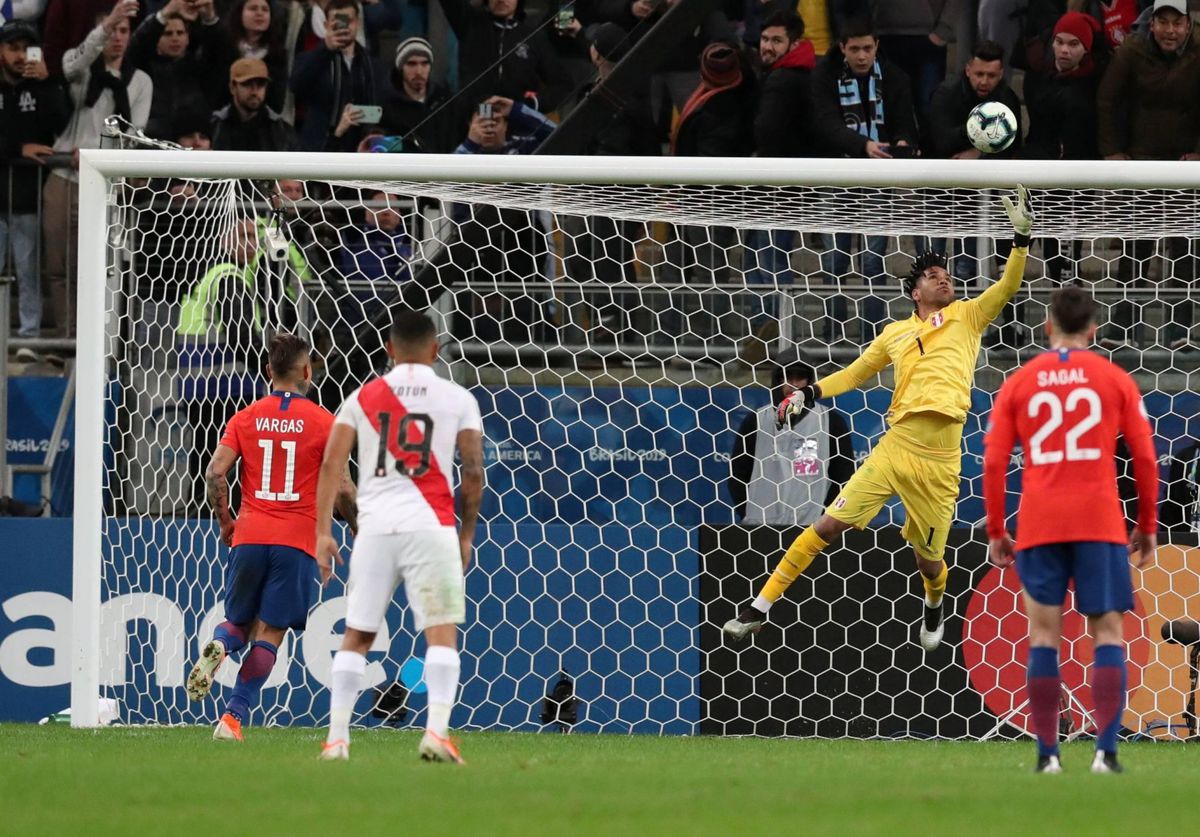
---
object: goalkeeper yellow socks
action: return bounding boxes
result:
[756,526,829,610]
[922,562,948,607]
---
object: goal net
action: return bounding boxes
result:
[73,152,1200,740]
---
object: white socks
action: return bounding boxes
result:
[328,650,366,744]
[424,645,461,737]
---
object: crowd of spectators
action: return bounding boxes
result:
[1,0,1198,354]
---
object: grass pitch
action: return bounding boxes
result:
[1,725,1194,836]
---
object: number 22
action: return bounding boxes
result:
[1027,388,1102,465]
[375,412,435,477]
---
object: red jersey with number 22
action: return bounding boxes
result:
[983,348,1157,550]
[219,391,335,556]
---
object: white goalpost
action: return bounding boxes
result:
[72,150,1200,739]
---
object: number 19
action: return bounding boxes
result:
[375,412,435,477]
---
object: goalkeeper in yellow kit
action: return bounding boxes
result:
[724,185,1033,652]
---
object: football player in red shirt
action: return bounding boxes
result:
[984,286,1158,774]
[185,333,357,741]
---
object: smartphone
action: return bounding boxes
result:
[24,46,42,64]
[555,9,575,29]
[477,102,494,119]
[356,104,382,125]
[332,10,351,32]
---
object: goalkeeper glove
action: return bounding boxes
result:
[776,384,821,429]
[1001,184,1033,247]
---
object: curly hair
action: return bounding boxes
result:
[903,251,948,300]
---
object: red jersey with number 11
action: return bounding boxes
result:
[219,391,335,556]
[983,348,1157,550]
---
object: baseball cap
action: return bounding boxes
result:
[229,57,270,84]
[1153,0,1189,15]
[0,19,40,46]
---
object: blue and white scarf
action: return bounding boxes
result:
[837,60,886,142]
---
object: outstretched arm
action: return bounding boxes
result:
[972,185,1033,327]
[776,338,890,428]
[779,337,891,427]
[813,336,891,399]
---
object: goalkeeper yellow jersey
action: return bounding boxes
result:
[815,247,1028,435]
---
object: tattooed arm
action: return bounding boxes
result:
[334,470,359,537]
[206,444,239,547]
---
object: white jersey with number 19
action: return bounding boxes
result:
[335,363,483,536]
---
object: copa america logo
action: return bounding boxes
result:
[481,437,544,467]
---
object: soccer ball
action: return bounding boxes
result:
[966,102,1018,154]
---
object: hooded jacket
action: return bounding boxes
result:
[380,66,458,153]
[0,74,70,213]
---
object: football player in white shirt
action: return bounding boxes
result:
[315,310,484,763]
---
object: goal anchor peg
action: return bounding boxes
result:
[540,671,578,733]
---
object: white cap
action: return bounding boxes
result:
[1153,0,1189,15]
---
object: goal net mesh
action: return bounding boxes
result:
[94,168,1200,738]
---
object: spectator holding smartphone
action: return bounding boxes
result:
[0,19,70,351]
[290,0,379,152]
[45,0,151,337]
[41,0,121,78]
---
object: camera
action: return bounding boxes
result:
[477,102,494,120]
[261,223,289,262]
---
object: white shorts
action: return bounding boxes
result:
[344,529,465,634]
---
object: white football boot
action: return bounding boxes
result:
[186,639,226,701]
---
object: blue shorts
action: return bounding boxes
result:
[1015,541,1134,616]
[224,544,319,631]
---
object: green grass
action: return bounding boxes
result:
[1,725,1194,836]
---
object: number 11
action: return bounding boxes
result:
[256,439,299,501]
